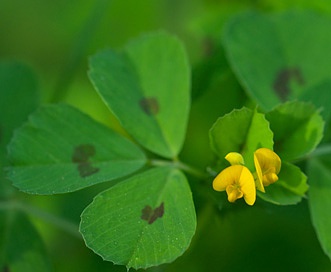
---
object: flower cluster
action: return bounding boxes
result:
[212,148,281,206]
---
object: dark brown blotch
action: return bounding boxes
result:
[141,202,164,224]
[77,162,99,178]
[141,205,153,221]
[72,144,96,163]
[139,97,159,115]
[273,67,305,101]
[72,144,99,178]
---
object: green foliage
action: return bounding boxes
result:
[6,32,195,270]
[266,101,324,161]
[209,107,273,170]
[89,32,190,159]
[80,167,196,270]
[218,8,331,262]
[299,79,331,122]
[223,10,331,111]
[0,209,51,271]
[0,62,39,197]
[0,62,39,149]
[0,62,50,271]
[3,3,331,271]
[7,103,146,194]
[308,156,331,260]
[209,101,318,206]
[257,162,308,205]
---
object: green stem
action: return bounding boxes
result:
[309,144,331,157]
[175,160,210,179]
[149,159,210,180]
[0,200,82,240]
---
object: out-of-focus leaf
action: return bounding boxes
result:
[80,166,196,270]
[308,156,331,260]
[0,208,51,271]
[298,79,331,122]
[223,11,331,110]
[7,104,146,194]
[266,101,324,161]
[0,61,39,197]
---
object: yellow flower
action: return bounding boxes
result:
[212,148,281,205]
[254,148,281,193]
[213,164,256,206]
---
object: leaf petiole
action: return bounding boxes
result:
[0,200,82,239]
[149,159,210,180]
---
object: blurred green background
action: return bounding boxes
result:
[2,0,331,271]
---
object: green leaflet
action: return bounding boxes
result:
[257,162,308,205]
[80,166,196,270]
[89,31,190,159]
[7,104,146,194]
[266,101,324,161]
[209,107,273,170]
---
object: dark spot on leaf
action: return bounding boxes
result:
[141,205,153,221]
[149,202,165,224]
[77,162,99,178]
[141,202,164,224]
[139,97,159,115]
[273,67,305,101]
[72,144,99,178]
[72,144,96,163]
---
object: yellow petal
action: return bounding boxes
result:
[225,152,244,165]
[255,148,281,174]
[254,154,265,193]
[254,148,281,190]
[238,166,256,205]
[212,165,256,205]
[212,165,240,191]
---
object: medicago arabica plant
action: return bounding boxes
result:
[4,11,331,271]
